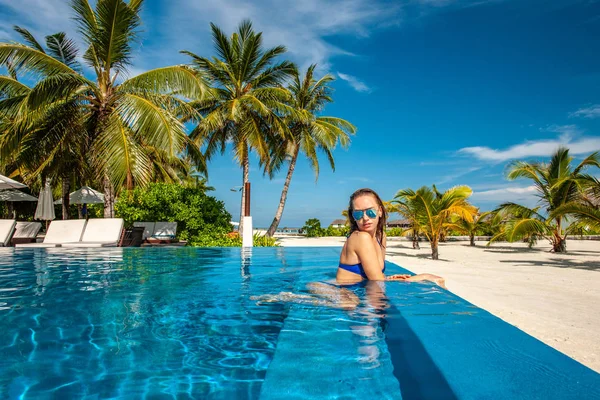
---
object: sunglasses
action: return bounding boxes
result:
[352,208,378,220]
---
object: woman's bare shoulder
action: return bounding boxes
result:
[346,231,371,247]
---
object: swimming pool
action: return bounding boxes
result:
[1,247,599,399]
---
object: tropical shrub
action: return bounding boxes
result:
[302,218,325,237]
[115,183,231,245]
[322,226,348,237]
[385,227,405,237]
[253,233,280,247]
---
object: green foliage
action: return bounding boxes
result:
[115,183,231,245]
[302,218,324,237]
[189,228,242,247]
[323,225,349,237]
[253,233,280,247]
[386,227,404,237]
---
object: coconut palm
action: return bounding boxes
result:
[1,27,92,219]
[394,185,476,259]
[450,210,491,246]
[494,148,600,252]
[390,193,425,249]
[265,65,355,237]
[183,20,295,235]
[0,0,208,217]
[549,176,600,232]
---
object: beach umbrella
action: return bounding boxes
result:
[0,174,26,190]
[0,190,38,202]
[35,179,55,222]
[0,190,37,219]
[54,186,104,205]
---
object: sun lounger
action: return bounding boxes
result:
[62,218,124,247]
[0,219,16,247]
[147,222,178,243]
[16,220,87,248]
[11,222,42,245]
[133,222,155,240]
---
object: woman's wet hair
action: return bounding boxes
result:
[347,188,388,245]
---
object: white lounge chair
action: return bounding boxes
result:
[62,218,124,247]
[0,219,16,247]
[11,222,42,245]
[16,220,87,248]
[147,222,177,243]
[133,222,155,240]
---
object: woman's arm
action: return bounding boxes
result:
[387,273,447,289]
[352,232,386,280]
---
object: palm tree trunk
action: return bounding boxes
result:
[239,152,249,236]
[431,237,439,260]
[61,177,70,220]
[266,147,299,237]
[552,235,567,252]
[103,175,115,218]
[470,233,475,246]
[412,228,420,249]
[552,218,567,253]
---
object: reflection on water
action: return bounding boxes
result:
[0,248,470,400]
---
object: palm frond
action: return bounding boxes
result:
[116,93,187,157]
[13,26,45,52]
[45,32,80,69]
[119,65,208,99]
[0,44,76,76]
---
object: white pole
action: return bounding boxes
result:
[242,216,253,247]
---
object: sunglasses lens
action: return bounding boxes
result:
[366,209,377,218]
[352,210,364,220]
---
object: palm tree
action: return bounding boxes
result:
[494,148,599,252]
[183,20,295,235]
[450,210,491,246]
[550,176,600,232]
[394,185,476,259]
[265,65,355,237]
[0,0,208,217]
[0,27,90,219]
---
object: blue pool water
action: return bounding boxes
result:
[1,247,599,399]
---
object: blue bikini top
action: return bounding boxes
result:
[338,236,385,279]
[338,262,386,279]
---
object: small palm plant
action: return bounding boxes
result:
[549,176,600,233]
[394,185,477,259]
[451,210,492,246]
[494,148,599,252]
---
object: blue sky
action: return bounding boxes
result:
[1,0,599,227]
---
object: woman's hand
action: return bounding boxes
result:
[386,274,411,281]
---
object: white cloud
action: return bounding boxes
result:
[471,185,538,203]
[337,72,372,93]
[458,134,600,162]
[438,166,481,184]
[0,0,75,41]
[152,0,403,73]
[569,104,600,119]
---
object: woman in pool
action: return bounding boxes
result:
[252,188,446,309]
[338,188,445,288]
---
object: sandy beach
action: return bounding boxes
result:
[278,236,600,373]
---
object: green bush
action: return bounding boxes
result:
[189,228,242,247]
[323,225,350,237]
[385,227,405,237]
[253,233,279,247]
[115,183,232,245]
[302,218,324,237]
